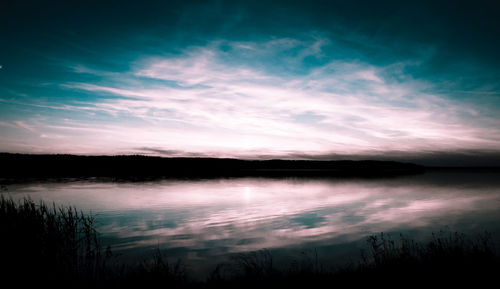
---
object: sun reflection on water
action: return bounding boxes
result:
[5,172,500,275]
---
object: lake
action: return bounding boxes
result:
[3,170,500,279]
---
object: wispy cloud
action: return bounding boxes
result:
[3,38,500,159]
[0,120,37,133]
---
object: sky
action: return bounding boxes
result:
[2,0,500,165]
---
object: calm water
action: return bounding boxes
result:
[3,170,500,277]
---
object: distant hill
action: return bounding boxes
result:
[0,153,425,180]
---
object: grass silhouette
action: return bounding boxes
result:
[0,196,188,288]
[208,232,500,288]
[0,196,103,286]
[1,196,499,288]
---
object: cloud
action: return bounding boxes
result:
[56,39,500,157]
[0,120,36,133]
[136,147,211,158]
[3,38,500,160]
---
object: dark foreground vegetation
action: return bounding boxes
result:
[1,197,499,288]
[0,153,424,180]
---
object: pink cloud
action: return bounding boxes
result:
[4,39,500,157]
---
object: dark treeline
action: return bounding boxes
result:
[0,153,425,180]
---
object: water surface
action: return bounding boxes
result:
[4,171,500,277]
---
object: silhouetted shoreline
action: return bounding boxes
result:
[0,153,427,181]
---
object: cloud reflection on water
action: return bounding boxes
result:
[7,174,500,259]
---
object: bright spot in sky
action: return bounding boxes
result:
[1,1,500,166]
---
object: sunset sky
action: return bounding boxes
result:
[2,0,500,165]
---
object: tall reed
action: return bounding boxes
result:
[0,196,102,286]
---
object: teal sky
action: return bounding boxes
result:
[2,0,500,165]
